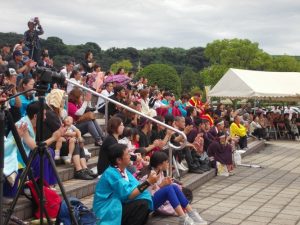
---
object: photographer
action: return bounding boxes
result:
[24,17,44,63]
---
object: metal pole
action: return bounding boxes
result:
[105,99,109,135]
[66,79,188,150]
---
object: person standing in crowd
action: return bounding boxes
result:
[24,17,44,63]
[81,50,95,75]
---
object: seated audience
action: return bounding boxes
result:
[230,115,248,149]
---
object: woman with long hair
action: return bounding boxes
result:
[68,88,105,146]
[97,116,124,175]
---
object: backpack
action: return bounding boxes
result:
[24,179,62,219]
[56,197,98,225]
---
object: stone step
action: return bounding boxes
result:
[57,157,98,182]
[4,178,99,221]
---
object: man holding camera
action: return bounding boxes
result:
[24,17,44,63]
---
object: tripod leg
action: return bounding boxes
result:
[4,110,52,224]
[45,149,79,225]
[4,150,52,225]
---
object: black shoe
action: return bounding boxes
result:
[74,169,94,180]
[84,168,98,178]
[188,168,204,174]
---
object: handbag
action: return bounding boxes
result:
[76,111,95,123]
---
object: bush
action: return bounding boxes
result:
[137,64,182,96]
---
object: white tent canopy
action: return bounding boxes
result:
[208,68,300,101]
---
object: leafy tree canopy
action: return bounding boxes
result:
[137,64,182,97]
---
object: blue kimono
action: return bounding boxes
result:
[4,116,34,177]
[93,166,153,225]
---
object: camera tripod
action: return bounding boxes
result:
[1,89,78,225]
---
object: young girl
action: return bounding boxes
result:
[140,151,207,225]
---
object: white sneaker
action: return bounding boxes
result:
[84,147,92,158]
[62,156,72,165]
[180,162,189,170]
[54,151,60,160]
[188,211,208,225]
[177,161,188,171]
[179,215,194,225]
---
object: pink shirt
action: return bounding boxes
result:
[68,102,79,122]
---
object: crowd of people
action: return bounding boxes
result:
[1,18,300,225]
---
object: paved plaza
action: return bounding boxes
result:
[149,141,300,225]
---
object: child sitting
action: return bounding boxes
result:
[133,148,150,175]
[55,116,82,164]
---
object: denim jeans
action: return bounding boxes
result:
[75,120,104,142]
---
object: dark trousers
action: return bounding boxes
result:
[122,199,150,225]
[252,128,264,139]
[239,136,248,149]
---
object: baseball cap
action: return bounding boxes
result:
[13,50,23,57]
[22,46,30,52]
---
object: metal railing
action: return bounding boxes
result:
[66,79,187,176]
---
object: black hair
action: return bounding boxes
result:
[26,101,41,120]
[121,127,132,138]
[194,117,203,127]
[138,151,168,179]
[114,85,125,94]
[108,143,127,166]
[150,151,168,169]
[186,106,195,117]
[70,70,79,79]
[134,148,147,157]
[164,114,175,126]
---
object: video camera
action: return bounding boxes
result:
[34,66,65,88]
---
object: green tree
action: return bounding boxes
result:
[204,38,272,70]
[137,64,182,96]
[271,55,300,72]
[200,64,228,87]
[180,67,203,92]
[110,59,133,73]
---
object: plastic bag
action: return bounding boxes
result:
[216,161,229,176]
[233,151,242,165]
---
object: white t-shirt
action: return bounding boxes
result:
[96,89,114,109]
[66,78,80,94]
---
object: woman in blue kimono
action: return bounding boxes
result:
[93,143,157,225]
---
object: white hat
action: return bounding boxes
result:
[8,68,17,76]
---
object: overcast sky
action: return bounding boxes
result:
[2,0,300,55]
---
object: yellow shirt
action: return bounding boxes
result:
[230,122,247,137]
